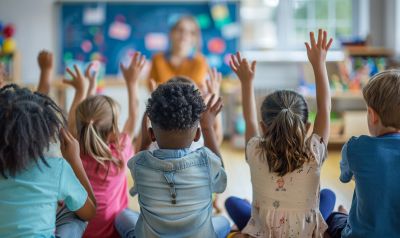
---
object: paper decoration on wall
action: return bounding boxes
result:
[196,14,211,29]
[90,52,103,61]
[145,33,168,51]
[224,53,231,66]
[94,32,104,45]
[222,23,240,39]
[207,38,226,54]
[81,40,93,53]
[83,4,105,25]
[211,4,231,29]
[207,54,222,68]
[109,16,131,41]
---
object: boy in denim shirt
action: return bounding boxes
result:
[116,81,230,238]
[327,70,400,237]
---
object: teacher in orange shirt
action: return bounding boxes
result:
[148,16,208,90]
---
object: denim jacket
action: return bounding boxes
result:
[127,147,227,238]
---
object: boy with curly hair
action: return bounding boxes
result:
[115,79,230,238]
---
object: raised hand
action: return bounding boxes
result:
[37,50,54,95]
[305,29,333,67]
[60,127,81,164]
[229,52,256,84]
[85,63,98,97]
[120,51,146,85]
[37,50,53,72]
[63,65,89,97]
[200,94,223,130]
[207,68,222,97]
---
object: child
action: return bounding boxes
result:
[115,82,230,238]
[326,70,400,237]
[225,30,336,237]
[0,84,97,237]
[64,52,144,238]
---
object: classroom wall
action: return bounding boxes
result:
[0,0,57,83]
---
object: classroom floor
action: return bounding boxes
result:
[127,142,355,219]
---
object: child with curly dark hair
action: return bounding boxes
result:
[0,84,96,238]
[114,82,230,238]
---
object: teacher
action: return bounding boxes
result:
[148,15,208,89]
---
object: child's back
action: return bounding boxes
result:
[130,147,226,237]
[0,146,86,238]
[244,134,327,237]
[340,134,400,236]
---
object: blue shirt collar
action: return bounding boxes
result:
[152,148,192,160]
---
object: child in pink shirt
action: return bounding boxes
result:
[64,52,145,238]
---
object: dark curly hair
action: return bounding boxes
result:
[147,79,206,131]
[0,84,66,178]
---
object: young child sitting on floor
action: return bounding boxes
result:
[115,80,230,238]
[64,52,145,238]
[326,70,400,237]
[225,30,336,237]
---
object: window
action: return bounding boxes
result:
[241,0,357,50]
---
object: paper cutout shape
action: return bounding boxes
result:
[109,21,131,41]
[211,4,231,28]
[207,54,222,68]
[208,38,226,54]
[196,14,211,29]
[145,33,168,51]
[222,23,241,39]
[83,5,105,25]
[81,40,93,53]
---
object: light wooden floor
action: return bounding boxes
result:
[127,143,355,216]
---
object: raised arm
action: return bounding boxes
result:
[229,52,258,143]
[207,68,224,145]
[305,29,333,143]
[63,65,89,137]
[37,50,53,95]
[60,128,96,220]
[120,52,146,138]
[85,63,98,97]
[200,95,224,161]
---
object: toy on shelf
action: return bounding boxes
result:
[0,22,16,54]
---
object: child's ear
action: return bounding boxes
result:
[259,121,267,135]
[367,107,380,125]
[148,127,157,142]
[194,127,201,142]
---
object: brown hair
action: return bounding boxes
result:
[363,69,400,129]
[76,95,123,175]
[170,16,202,52]
[260,90,314,176]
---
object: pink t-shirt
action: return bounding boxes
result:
[82,133,134,238]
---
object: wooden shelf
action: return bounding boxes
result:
[344,46,393,57]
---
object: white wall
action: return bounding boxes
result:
[0,0,57,83]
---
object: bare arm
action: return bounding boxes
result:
[85,63,98,97]
[229,52,259,143]
[63,65,89,137]
[37,51,53,95]
[200,95,224,161]
[207,68,224,145]
[120,52,146,138]
[305,30,333,143]
[60,128,96,220]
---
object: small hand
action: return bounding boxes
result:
[206,68,222,97]
[149,78,157,93]
[305,29,333,67]
[85,63,98,97]
[120,52,146,86]
[59,128,81,164]
[63,65,89,96]
[200,94,223,130]
[37,50,53,72]
[229,52,256,84]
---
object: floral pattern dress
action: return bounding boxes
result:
[242,134,328,238]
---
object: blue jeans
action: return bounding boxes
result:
[115,208,231,238]
[225,188,336,230]
[55,205,87,238]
